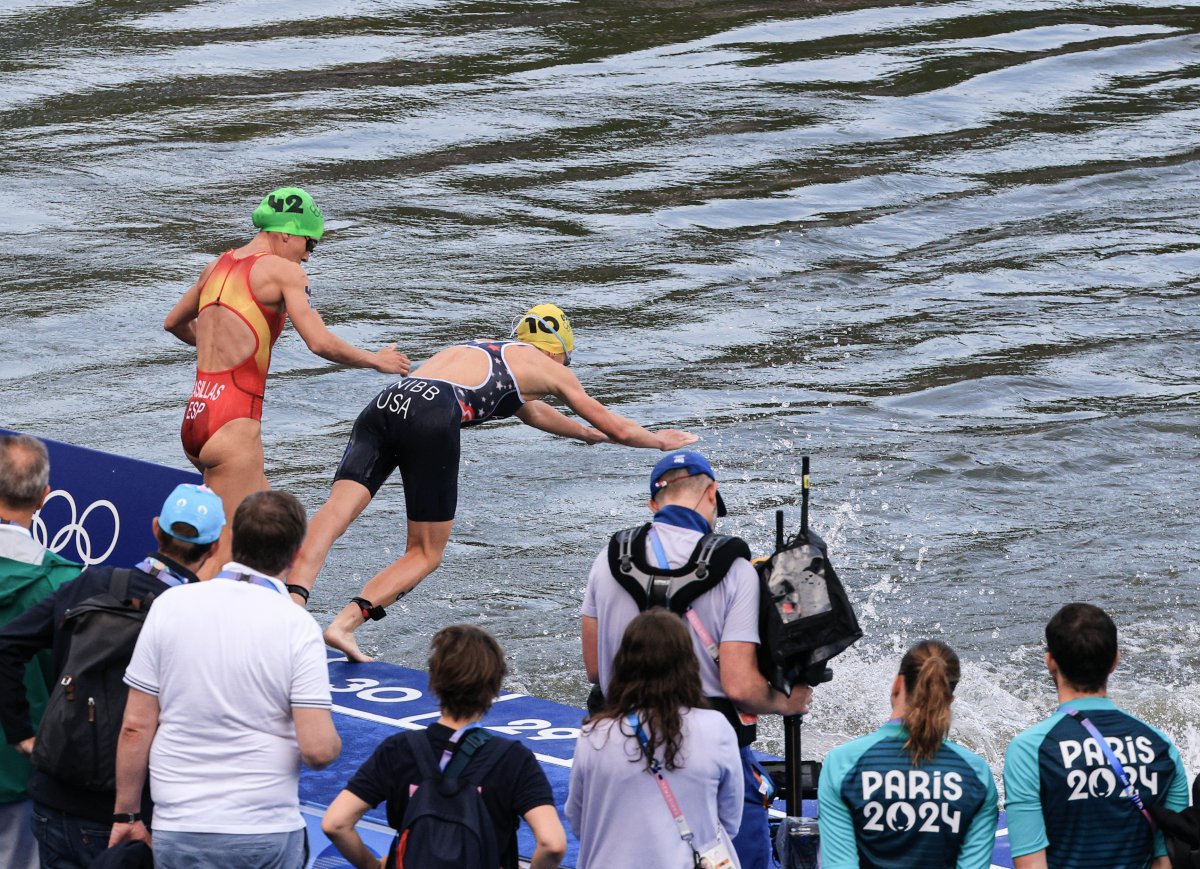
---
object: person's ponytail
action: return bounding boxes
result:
[899,640,960,765]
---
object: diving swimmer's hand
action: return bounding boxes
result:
[657,429,700,450]
[373,343,411,375]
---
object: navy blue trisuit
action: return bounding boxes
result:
[334,341,526,522]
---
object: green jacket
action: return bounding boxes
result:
[0,549,80,804]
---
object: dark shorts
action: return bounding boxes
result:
[334,379,463,522]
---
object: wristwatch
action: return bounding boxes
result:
[112,812,142,824]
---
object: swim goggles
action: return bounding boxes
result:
[510,314,572,366]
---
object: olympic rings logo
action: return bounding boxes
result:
[31,490,120,566]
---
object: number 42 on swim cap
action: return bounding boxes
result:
[252,187,324,240]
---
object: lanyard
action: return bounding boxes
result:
[439,723,482,772]
[135,557,190,588]
[628,713,700,859]
[648,529,720,664]
[1062,708,1157,830]
[215,568,284,594]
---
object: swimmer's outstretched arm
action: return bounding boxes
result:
[516,400,609,444]
[280,276,410,375]
[554,375,698,451]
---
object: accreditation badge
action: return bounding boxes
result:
[698,837,736,869]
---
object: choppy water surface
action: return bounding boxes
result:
[2,0,1197,780]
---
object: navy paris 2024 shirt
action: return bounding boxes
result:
[818,720,999,868]
[1004,697,1188,869]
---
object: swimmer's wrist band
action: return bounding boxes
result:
[286,584,310,603]
[352,596,387,621]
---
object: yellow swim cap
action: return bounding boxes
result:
[514,304,575,358]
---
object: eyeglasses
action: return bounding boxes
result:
[304,237,318,253]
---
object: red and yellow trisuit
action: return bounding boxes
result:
[180,251,286,458]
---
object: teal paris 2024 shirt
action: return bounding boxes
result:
[1003,696,1188,869]
[818,720,999,868]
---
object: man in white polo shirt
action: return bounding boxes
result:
[110,490,341,869]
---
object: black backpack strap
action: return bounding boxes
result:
[405,729,442,780]
[453,735,516,788]
[665,534,752,613]
[109,568,133,602]
[607,525,751,615]
[607,525,651,610]
[109,568,157,611]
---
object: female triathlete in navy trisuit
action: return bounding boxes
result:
[289,304,699,662]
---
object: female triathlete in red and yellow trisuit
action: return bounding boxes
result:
[165,187,410,575]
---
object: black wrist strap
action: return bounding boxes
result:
[112,812,141,824]
[351,596,387,621]
[286,584,310,603]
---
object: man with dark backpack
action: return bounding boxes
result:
[322,624,566,869]
[0,483,222,868]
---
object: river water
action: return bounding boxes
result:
[2,0,1197,782]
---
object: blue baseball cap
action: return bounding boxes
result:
[158,483,225,544]
[649,451,727,517]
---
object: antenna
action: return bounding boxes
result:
[799,455,810,543]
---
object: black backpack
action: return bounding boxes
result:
[606,523,751,616]
[1150,775,1200,869]
[31,569,155,792]
[389,729,509,869]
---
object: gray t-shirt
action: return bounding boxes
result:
[581,519,761,698]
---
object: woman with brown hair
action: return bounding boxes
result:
[321,624,566,869]
[817,640,998,869]
[566,609,744,868]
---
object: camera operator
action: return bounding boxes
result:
[581,450,812,869]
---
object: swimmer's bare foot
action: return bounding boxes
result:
[324,605,374,663]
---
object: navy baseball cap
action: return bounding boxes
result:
[649,451,728,517]
[159,483,225,544]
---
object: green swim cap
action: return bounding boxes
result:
[251,187,324,239]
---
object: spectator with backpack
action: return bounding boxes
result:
[567,608,745,868]
[321,624,566,869]
[110,490,341,868]
[0,434,82,869]
[0,481,220,869]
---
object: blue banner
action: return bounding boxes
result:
[0,428,201,568]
